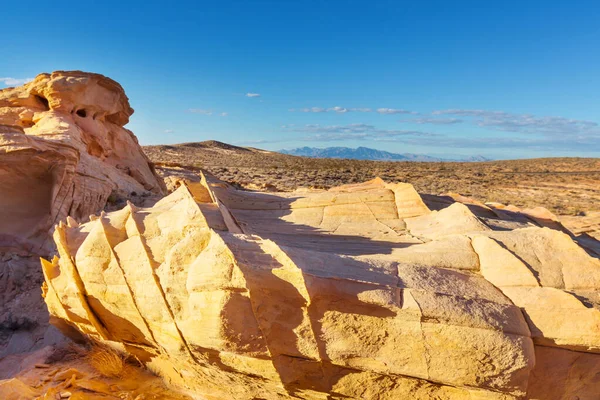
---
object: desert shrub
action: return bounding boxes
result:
[87,343,127,378]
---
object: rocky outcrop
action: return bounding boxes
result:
[42,175,600,399]
[0,72,165,358]
[0,71,165,252]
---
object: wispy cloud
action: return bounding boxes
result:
[285,105,597,139]
[376,108,418,115]
[289,106,373,113]
[186,109,229,116]
[371,134,600,152]
[242,129,600,152]
[283,123,438,142]
[433,109,600,137]
[432,109,508,117]
[0,77,33,86]
[290,107,327,113]
[328,106,349,113]
[186,108,213,115]
[246,92,261,98]
[242,114,600,152]
[164,129,174,133]
[400,117,464,125]
[237,138,286,145]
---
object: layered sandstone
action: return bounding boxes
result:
[0,72,165,358]
[0,71,165,252]
[41,175,600,399]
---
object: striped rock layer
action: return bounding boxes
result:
[42,176,600,400]
[0,71,165,253]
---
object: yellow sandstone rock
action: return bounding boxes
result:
[41,175,600,399]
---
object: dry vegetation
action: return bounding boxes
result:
[144,141,600,216]
[87,343,129,378]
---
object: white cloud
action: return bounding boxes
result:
[289,107,326,113]
[237,138,284,145]
[186,109,229,117]
[376,108,418,115]
[0,77,34,86]
[246,92,261,98]
[400,117,464,125]
[186,109,213,115]
[285,125,600,151]
[288,107,417,115]
[368,134,600,151]
[289,107,374,113]
[432,109,600,137]
[283,123,438,142]
[164,129,174,133]
[432,109,513,118]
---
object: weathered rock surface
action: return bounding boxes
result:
[41,175,600,399]
[0,71,165,252]
[0,72,165,357]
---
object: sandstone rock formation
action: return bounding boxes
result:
[41,175,600,399]
[0,72,165,358]
[0,71,165,252]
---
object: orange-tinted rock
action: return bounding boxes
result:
[0,71,165,252]
[0,72,165,358]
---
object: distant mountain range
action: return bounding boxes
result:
[279,146,491,162]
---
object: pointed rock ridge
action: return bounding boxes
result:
[41,175,600,399]
[385,181,431,218]
[444,192,500,219]
[486,202,569,233]
[0,71,166,252]
[405,202,491,239]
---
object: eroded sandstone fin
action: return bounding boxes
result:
[50,226,111,340]
[406,202,491,239]
[73,219,156,347]
[385,181,431,218]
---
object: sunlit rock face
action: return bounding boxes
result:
[0,72,165,358]
[0,71,165,253]
[42,175,600,399]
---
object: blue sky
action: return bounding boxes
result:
[2,0,600,159]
